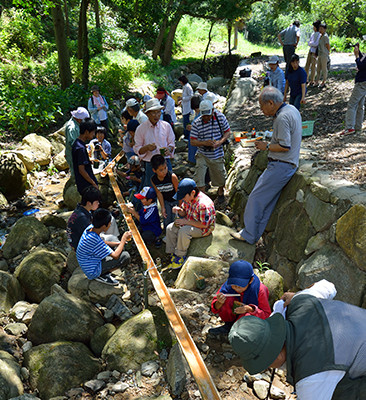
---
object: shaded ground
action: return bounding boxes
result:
[233,54,366,187]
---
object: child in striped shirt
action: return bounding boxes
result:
[76,208,131,285]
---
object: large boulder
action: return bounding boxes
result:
[187,224,256,264]
[48,131,66,155]
[2,217,49,259]
[68,267,124,305]
[28,287,104,345]
[336,204,366,272]
[304,192,339,232]
[0,271,25,312]
[297,244,366,306]
[24,341,102,400]
[63,177,81,210]
[53,149,68,171]
[102,308,172,372]
[10,149,35,171]
[207,77,227,91]
[0,351,24,400]
[166,343,187,396]
[175,256,228,291]
[225,78,256,112]
[14,249,65,303]
[258,269,284,307]
[90,323,116,357]
[0,153,28,200]
[21,133,52,166]
[0,193,8,209]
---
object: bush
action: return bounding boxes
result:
[329,35,355,52]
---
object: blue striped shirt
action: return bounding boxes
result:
[76,224,112,279]
[190,111,230,159]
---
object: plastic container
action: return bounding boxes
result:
[302,121,315,137]
[23,208,40,216]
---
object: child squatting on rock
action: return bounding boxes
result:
[209,260,271,337]
[76,208,132,286]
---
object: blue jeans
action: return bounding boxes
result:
[183,113,190,139]
[290,94,302,110]
[239,161,296,244]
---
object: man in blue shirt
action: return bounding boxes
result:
[72,118,99,194]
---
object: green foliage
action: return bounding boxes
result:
[256,261,270,274]
[329,36,356,52]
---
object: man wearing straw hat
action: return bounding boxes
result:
[229,280,366,400]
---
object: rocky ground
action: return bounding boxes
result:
[0,53,365,400]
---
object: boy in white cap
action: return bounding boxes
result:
[126,98,148,124]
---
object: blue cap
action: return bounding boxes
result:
[135,186,157,200]
[173,178,197,201]
[226,260,254,288]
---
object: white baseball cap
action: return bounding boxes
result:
[199,100,213,115]
[126,98,139,107]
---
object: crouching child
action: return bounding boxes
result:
[76,208,132,285]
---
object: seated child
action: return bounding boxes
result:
[126,186,162,247]
[88,126,112,164]
[150,154,178,229]
[116,155,144,201]
[165,178,215,270]
[209,260,271,336]
[118,110,132,145]
[122,119,139,160]
[76,208,131,285]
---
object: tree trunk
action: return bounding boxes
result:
[227,21,232,55]
[94,0,100,29]
[201,21,215,70]
[152,0,175,60]
[51,2,72,89]
[63,0,70,38]
[162,12,183,66]
[79,0,90,89]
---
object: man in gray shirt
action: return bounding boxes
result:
[231,86,302,244]
[278,20,301,70]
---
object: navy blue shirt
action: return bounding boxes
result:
[355,54,366,83]
[67,204,92,250]
[72,138,98,194]
[138,203,162,237]
[286,67,307,98]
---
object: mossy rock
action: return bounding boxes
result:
[0,153,28,201]
[0,350,23,400]
[0,271,25,313]
[90,323,116,357]
[2,217,49,259]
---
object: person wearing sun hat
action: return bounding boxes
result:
[165,178,215,269]
[209,260,270,337]
[229,281,366,400]
[133,97,176,188]
[65,106,90,174]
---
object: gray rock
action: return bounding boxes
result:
[0,351,24,400]
[24,341,102,400]
[14,249,65,303]
[66,250,79,273]
[96,371,111,380]
[297,244,366,306]
[168,288,204,304]
[268,254,297,292]
[0,153,28,201]
[84,379,105,392]
[304,192,339,232]
[4,323,27,336]
[53,149,68,171]
[141,360,159,377]
[305,231,329,256]
[9,395,40,400]
[102,308,171,372]
[10,301,38,323]
[28,289,104,345]
[225,78,256,112]
[9,149,35,172]
[20,367,29,380]
[110,382,129,393]
[41,214,67,229]
[207,77,227,91]
[106,294,133,322]
[175,140,187,153]
[310,181,331,202]
[187,224,256,264]
[63,177,81,210]
[271,385,286,399]
[68,267,124,305]
[0,271,25,312]
[187,73,203,83]
[166,343,187,396]
[253,380,269,399]
[259,269,283,308]
[0,259,8,272]
[3,218,50,259]
[90,324,116,357]
[21,133,52,166]
[215,211,234,227]
[175,256,227,291]
[48,131,66,155]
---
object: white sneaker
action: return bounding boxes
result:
[95,273,119,286]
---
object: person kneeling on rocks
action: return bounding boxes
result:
[76,208,131,286]
[209,260,271,337]
[165,178,216,270]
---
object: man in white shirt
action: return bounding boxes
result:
[229,280,366,400]
[126,98,148,124]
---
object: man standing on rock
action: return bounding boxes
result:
[230,86,301,244]
[278,21,301,70]
[65,107,90,175]
[190,100,231,204]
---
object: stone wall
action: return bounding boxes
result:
[225,65,366,307]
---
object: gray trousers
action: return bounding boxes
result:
[345,81,366,131]
[165,223,204,257]
[101,251,130,275]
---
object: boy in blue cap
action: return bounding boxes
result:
[126,186,162,247]
[165,178,215,269]
[209,260,271,337]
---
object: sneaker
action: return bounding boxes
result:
[340,128,355,136]
[95,273,119,286]
[208,323,233,337]
[167,255,186,270]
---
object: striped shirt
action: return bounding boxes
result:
[190,111,230,159]
[182,192,216,236]
[76,224,112,279]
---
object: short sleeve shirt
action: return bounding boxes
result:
[285,67,307,98]
[318,33,330,57]
[281,25,300,45]
[72,138,98,194]
[182,192,216,236]
[76,225,113,279]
